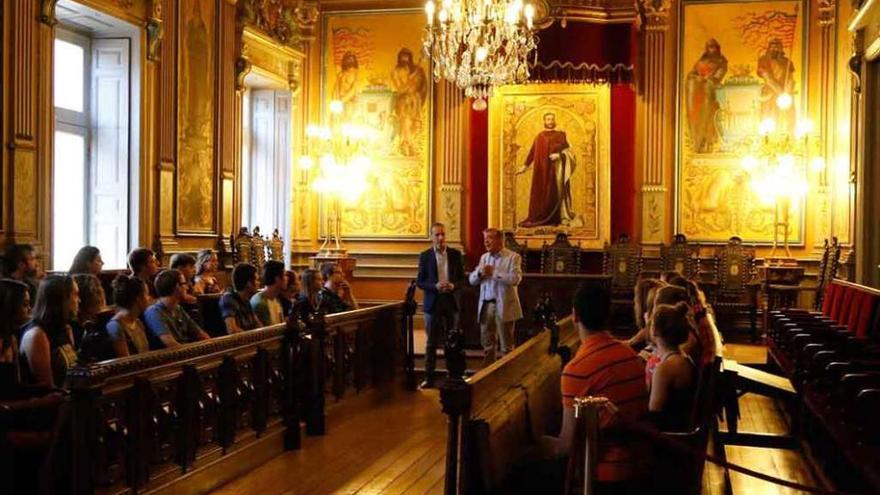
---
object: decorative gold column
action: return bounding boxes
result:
[814,0,836,249]
[637,0,673,244]
[435,81,469,248]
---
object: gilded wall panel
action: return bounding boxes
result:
[12,151,37,235]
[321,10,432,239]
[676,0,807,244]
[177,0,217,233]
[160,167,175,236]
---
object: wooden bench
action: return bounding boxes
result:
[41,301,408,495]
[441,316,579,494]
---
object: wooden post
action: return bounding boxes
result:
[305,313,327,436]
[440,329,472,494]
[572,396,607,495]
[70,387,99,495]
[282,319,303,449]
[404,280,418,391]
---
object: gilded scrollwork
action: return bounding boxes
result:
[238,0,317,49]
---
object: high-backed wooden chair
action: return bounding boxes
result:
[814,237,842,310]
[661,233,699,279]
[707,236,759,340]
[602,233,642,329]
[504,231,528,272]
[540,232,581,274]
[232,227,253,265]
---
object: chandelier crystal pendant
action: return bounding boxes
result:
[422,0,538,110]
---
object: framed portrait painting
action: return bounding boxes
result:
[675,0,807,244]
[488,84,611,249]
[321,9,432,239]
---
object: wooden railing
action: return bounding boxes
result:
[64,301,406,495]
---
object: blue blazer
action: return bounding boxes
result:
[417,247,465,314]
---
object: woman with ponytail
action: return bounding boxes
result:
[648,301,697,432]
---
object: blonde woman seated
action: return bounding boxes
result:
[648,302,697,432]
[192,249,222,295]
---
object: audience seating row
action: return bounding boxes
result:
[1,302,406,495]
[767,278,880,492]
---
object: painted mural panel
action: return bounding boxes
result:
[177,0,216,233]
[322,10,432,239]
[676,0,806,243]
[489,84,610,249]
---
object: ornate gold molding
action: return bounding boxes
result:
[636,0,672,30]
[39,0,59,26]
[238,0,318,51]
[550,0,637,24]
[235,57,253,91]
[146,0,164,62]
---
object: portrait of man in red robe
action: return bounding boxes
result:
[515,113,577,228]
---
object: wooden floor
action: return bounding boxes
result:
[211,386,447,495]
[212,340,820,495]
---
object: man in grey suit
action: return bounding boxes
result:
[468,228,523,364]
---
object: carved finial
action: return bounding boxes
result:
[817,0,835,26]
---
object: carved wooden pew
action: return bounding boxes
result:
[63,301,406,495]
[442,316,579,494]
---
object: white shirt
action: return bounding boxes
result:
[434,246,449,285]
[468,248,523,322]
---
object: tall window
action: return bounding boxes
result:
[242,89,292,260]
[53,23,132,270]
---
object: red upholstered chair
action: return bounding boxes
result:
[829,284,850,323]
[822,283,840,316]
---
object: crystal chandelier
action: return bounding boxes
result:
[422,0,537,110]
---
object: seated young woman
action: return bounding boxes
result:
[644,285,692,388]
[648,302,698,432]
[290,268,323,323]
[19,276,80,388]
[70,274,107,346]
[192,249,222,295]
[681,279,722,368]
[68,245,104,276]
[626,278,666,351]
[0,279,32,392]
[106,275,151,357]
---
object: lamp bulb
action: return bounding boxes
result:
[776,92,793,110]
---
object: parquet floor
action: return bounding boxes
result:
[212,341,820,495]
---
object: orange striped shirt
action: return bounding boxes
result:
[562,332,649,482]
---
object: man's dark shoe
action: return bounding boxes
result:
[419,377,436,389]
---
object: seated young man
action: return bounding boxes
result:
[144,269,210,349]
[546,285,650,493]
[250,260,287,326]
[318,263,358,314]
[170,253,199,305]
[220,263,261,333]
[129,248,160,300]
[2,243,39,301]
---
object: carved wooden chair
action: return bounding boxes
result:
[268,229,285,262]
[232,227,253,265]
[504,231,528,272]
[661,233,699,279]
[707,236,759,341]
[602,233,643,329]
[540,232,581,274]
[814,237,842,310]
[252,226,267,270]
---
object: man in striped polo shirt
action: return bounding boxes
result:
[555,285,650,493]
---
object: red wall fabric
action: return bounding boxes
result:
[611,84,636,239]
[466,107,489,268]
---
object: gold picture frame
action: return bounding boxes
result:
[488,83,611,249]
[320,9,433,240]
